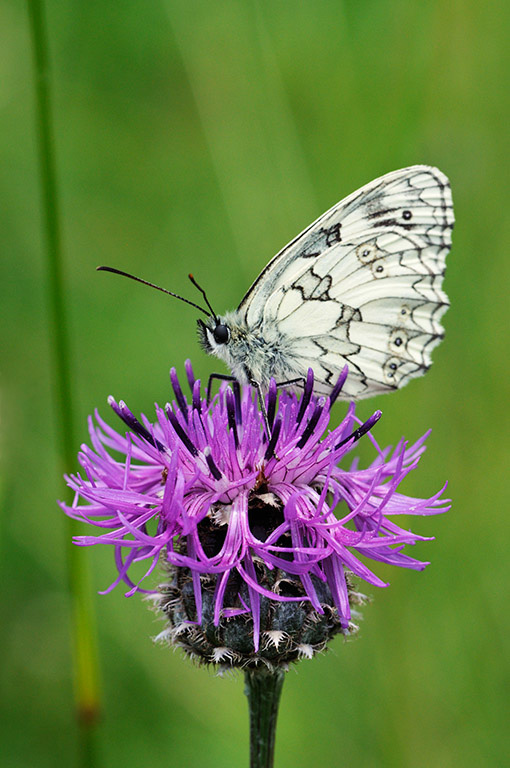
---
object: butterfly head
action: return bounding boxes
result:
[197,317,231,353]
[196,310,251,386]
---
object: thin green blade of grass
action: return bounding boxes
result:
[26,0,101,763]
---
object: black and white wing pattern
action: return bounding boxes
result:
[238,165,454,399]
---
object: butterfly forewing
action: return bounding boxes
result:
[238,165,453,399]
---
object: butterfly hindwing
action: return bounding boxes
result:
[238,166,453,398]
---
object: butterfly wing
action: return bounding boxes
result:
[237,166,454,398]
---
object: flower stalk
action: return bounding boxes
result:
[244,667,285,768]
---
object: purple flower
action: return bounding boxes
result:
[60,361,449,664]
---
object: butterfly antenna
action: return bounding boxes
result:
[97,266,211,318]
[188,273,219,323]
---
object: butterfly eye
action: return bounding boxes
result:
[213,324,230,345]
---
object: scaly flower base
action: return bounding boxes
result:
[156,554,366,669]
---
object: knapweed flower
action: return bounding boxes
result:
[61,361,448,669]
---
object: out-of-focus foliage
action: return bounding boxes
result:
[1,1,508,766]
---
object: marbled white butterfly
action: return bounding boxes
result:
[100,165,453,401]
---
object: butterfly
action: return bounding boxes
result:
[100,165,454,401]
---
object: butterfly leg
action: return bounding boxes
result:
[206,373,237,404]
[248,379,273,442]
[275,376,305,391]
[206,373,273,445]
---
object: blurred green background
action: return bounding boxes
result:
[2,1,509,766]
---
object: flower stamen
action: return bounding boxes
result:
[204,447,222,480]
[335,410,382,450]
[296,368,314,425]
[108,397,166,452]
[297,400,325,448]
[165,405,199,456]
[170,367,189,422]
[264,417,282,461]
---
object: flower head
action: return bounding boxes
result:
[61,361,449,667]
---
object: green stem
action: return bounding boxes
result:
[244,668,286,768]
[27,0,101,763]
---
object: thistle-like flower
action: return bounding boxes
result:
[60,362,448,669]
